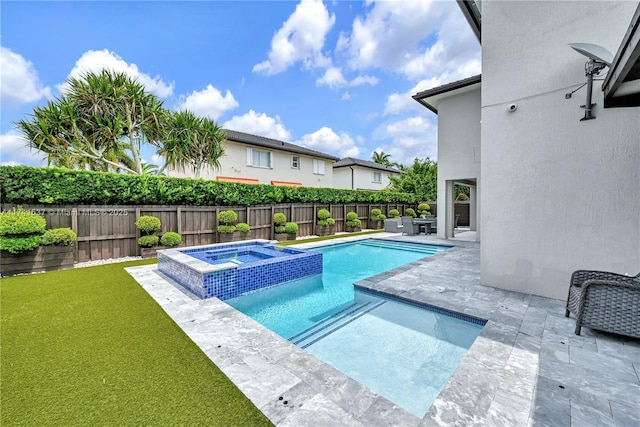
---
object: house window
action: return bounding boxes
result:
[248,148,271,168]
[372,172,382,183]
[312,159,325,175]
[291,155,300,169]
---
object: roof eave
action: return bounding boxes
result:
[412,74,482,114]
[603,3,640,107]
[457,0,481,44]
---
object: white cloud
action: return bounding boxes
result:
[296,126,359,158]
[316,67,347,88]
[0,46,52,107]
[373,115,437,164]
[253,0,335,75]
[384,78,444,115]
[337,0,480,82]
[341,91,351,101]
[177,84,239,121]
[0,132,47,166]
[350,74,378,87]
[222,110,292,141]
[58,49,174,97]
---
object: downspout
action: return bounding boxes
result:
[349,166,354,189]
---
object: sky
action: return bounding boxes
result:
[0,0,480,169]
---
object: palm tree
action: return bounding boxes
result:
[17,69,165,175]
[372,150,392,166]
[158,111,226,178]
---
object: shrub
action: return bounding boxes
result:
[0,235,43,254]
[135,215,161,235]
[0,166,418,206]
[346,218,361,228]
[160,232,182,247]
[236,223,250,233]
[370,208,385,222]
[138,235,159,248]
[388,209,400,218]
[405,208,417,218]
[218,210,238,226]
[317,220,330,226]
[275,225,286,234]
[346,211,359,221]
[0,207,47,254]
[217,225,236,234]
[41,228,77,246]
[326,218,335,226]
[418,203,431,215]
[0,207,47,236]
[456,193,470,201]
[317,209,331,221]
[273,212,287,225]
[284,222,298,234]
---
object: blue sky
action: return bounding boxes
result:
[1,0,480,169]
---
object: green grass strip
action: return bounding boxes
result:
[1,260,272,426]
[277,229,384,246]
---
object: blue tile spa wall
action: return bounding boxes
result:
[158,245,323,300]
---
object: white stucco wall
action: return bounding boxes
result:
[333,166,398,190]
[481,1,640,299]
[333,168,354,189]
[167,140,334,187]
[436,88,482,239]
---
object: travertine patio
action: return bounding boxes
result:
[127,233,639,426]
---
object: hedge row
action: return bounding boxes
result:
[0,166,417,206]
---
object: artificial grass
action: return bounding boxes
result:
[277,229,384,246]
[1,260,272,426]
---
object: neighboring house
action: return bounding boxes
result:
[167,129,339,187]
[414,1,640,300]
[332,157,403,191]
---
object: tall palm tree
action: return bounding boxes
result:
[372,150,392,166]
[17,69,165,175]
[158,110,226,178]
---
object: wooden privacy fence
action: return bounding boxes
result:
[1,202,471,263]
[0,203,400,262]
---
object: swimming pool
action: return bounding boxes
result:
[227,238,485,417]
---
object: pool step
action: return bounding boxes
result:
[290,300,386,349]
[358,239,444,255]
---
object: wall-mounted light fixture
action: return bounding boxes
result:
[567,43,613,121]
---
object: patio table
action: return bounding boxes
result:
[412,218,436,235]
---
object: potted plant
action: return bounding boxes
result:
[236,222,251,240]
[160,232,182,247]
[136,215,162,256]
[273,212,288,241]
[315,208,335,237]
[418,203,431,218]
[284,221,299,241]
[369,208,386,229]
[217,210,239,243]
[404,208,417,218]
[0,207,77,276]
[345,211,361,232]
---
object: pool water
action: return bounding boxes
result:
[227,239,448,338]
[226,238,484,417]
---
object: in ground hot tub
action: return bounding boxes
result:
[157,239,322,300]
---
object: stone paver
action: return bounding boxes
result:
[126,232,640,426]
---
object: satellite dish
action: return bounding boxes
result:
[567,43,613,121]
[568,43,613,66]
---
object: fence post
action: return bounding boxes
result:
[177,206,182,234]
[71,207,78,262]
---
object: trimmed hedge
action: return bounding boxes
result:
[0,166,417,206]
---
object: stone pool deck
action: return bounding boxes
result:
[126,233,639,426]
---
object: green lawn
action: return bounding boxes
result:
[1,260,272,426]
